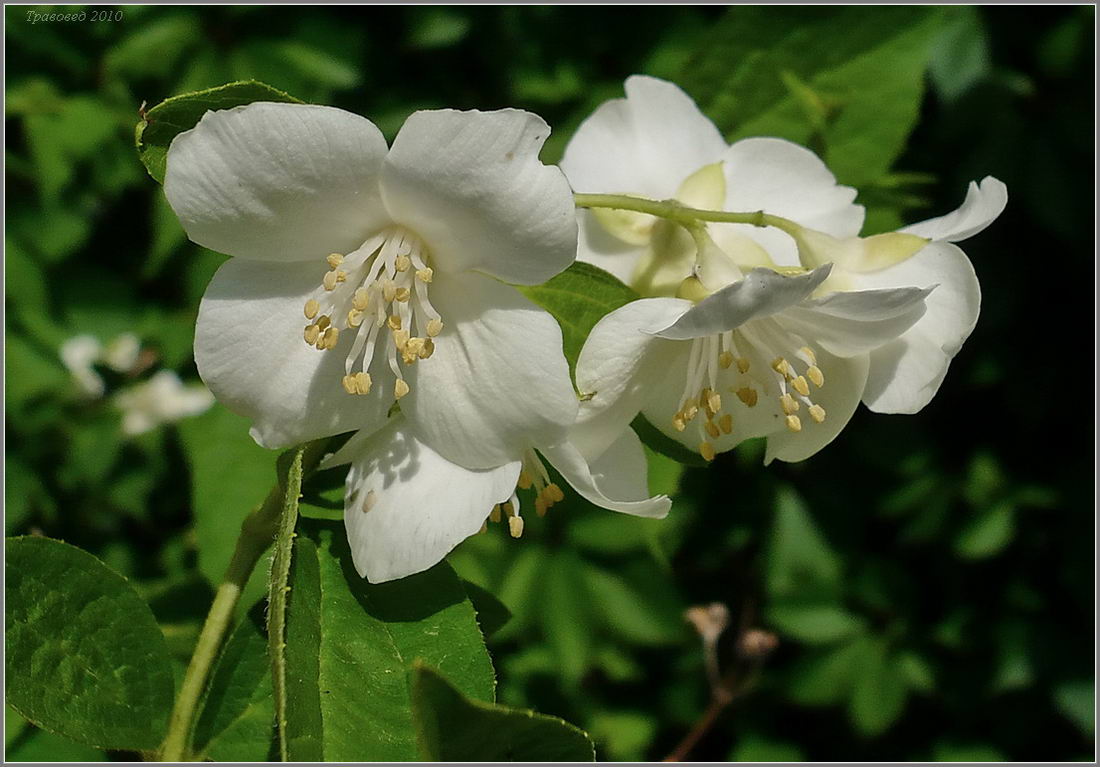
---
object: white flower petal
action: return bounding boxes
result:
[541,429,670,519]
[575,211,648,284]
[764,350,869,464]
[403,271,578,470]
[195,257,391,449]
[777,285,933,357]
[561,75,728,199]
[380,109,575,285]
[720,138,864,266]
[901,176,1007,243]
[857,242,981,413]
[342,417,520,583]
[572,298,691,458]
[164,102,389,262]
[651,266,832,341]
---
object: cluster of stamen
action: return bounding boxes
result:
[301,229,443,401]
[480,450,564,539]
[672,327,827,460]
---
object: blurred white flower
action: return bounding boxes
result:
[59,335,105,398]
[103,332,141,373]
[114,370,214,436]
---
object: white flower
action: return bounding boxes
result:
[60,334,105,398]
[164,101,669,582]
[114,370,214,436]
[321,416,669,583]
[561,76,1006,463]
[103,332,141,373]
[165,102,581,471]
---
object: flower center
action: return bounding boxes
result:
[671,323,827,461]
[482,449,564,539]
[301,227,443,401]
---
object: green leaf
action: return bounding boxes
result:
[932,741,1006,761]
[542,550,594,685]
[5,724,107,762]
[179,405,274,591]
[268,446,305,761]
[928,6,991,102]
[953,500,1015,560]
[766,603,866,644]
[518,261,638,377]
[898,650,936,694]
[282,519,496,761]
[136,80,302,184]
[1054,679,1095,737]
[766,485,843,603]
[462,579,513,638]
[669,7,944,187]
[193,603,274,761]
[582,560,685,646]
[786,635,872,706]
[5,537,175,750]
[411,663,595,761]
[730,733,805,762]
[848,638,908,737]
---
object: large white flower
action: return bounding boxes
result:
[165,102,582,471]
[562,76,1006,463]
[321,417,669,583]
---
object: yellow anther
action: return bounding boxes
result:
[546,484,564,503]
[672,414,686,432]
[808,404,826,423]
[427,318,443,337]
[395,254,411,272]
[323,271,339,291]
[353,288,370,311]
[393,329,410,350]
[707,391,722,415]
[335,270,347,283]
[326,253,344,268]
[387,314,402,331]
[792,375,810,397]
[416,268,433,283]
[341,374,357,394]
[807,365,825,387]
[501,501,514,516]
[719,413,733,434]
[700,441,716,462]
[683,404,699,422]
[705,420,720,439]
[418,338,435,359]
[304,299,320,319]
[718,351,734,369]
[508,515,524,538]
[404,337,425,358]
[780,393,800,414]
[479,521,488,535]
[395,287,411,303]
[736,358,751,374]
[347,308,364,327]
[785,414,802,432]
[772,357,791,377]
[535,497,548,517]
[735,387,758,407]
[800,346,817,364]
[394,379,410,399]
[382,282,397,303]
[322,326,339,349]
[316,315,331,331]
[303,325,321,346]
[353,372,372,394]
[490,505,502,523]
[517,470,533,490]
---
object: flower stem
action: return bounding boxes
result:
[572,193,803,237]
[159,486,283,762]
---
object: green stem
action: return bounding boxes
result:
[160,487,283,761]
[572,193,804,237]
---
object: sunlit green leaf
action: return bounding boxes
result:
[6,537,175,750]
